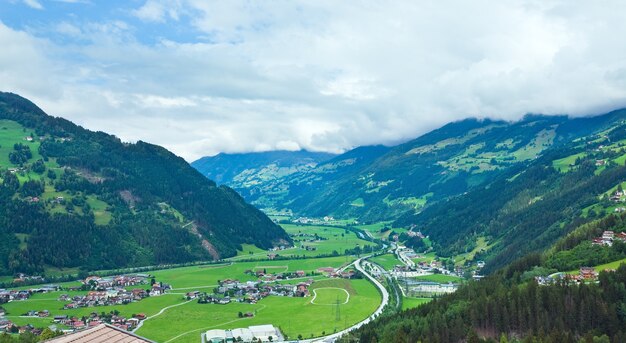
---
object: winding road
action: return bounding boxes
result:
[299,256,390,343]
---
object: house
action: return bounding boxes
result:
[53,315,68,323]
[295,270,305,277]
[295,283,309,297]
[615,232,626,242]
[580,267,598,280]
[267,253,277,260]
[45,323,155,342]
[602,231,615,240]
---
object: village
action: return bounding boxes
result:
[0,273,164,336]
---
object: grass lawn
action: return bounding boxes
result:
[136,278,380,343]
[86,195,112,225]
[0,119,42,167]
[453,236,492,266]
[412,252,437,265]
[414,274,463,283]
[368,254,401,271]
[401,297,430,311]
[227,244,268,261]
[280,224,375,257]
[552,152,586,172]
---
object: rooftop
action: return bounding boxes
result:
[43,324,154,343]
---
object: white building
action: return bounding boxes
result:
[203,325,281,343]
[249,325,279,342]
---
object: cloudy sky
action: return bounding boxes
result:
[1,1,626,161]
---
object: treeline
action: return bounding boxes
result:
[344,259,626,343]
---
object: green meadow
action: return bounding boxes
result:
[153,256,354,289]
[368,254,402,271]
[278,224,376,257]
[135,278,380,343]
[401,297,431,311]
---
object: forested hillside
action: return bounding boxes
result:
[395,112,626,272]
[345,256,626,343]
[0,92,290,276]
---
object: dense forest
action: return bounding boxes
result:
[345,256,626,343]
[0,92,291,275]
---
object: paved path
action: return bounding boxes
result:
[310,287,350,305]
[297,256,390,343]
[132,298,193,333]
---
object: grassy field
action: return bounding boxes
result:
[0,119,42,167]
[279,224,375,257]
[453,236,492,266]
[412,252,437,264]
[152,256,354,289]
[136,278,380,342]
[368,254,401,271]
[227,244,268,261]
[401,297,430,311]
[1,257,381,342]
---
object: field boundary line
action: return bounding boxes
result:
[310,287,350,305]
[132,298,193,333]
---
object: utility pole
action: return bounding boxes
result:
[335,295,341,322]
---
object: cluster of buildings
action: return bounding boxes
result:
[197,278,315,305]
[12,273,45,283]
[0,289,31,303]
[536,267,602,286]
[82,274,150,290]
[52,312,146,331]
[204,325,283,343]
[0,320,48,336]
[61,288,150,309]
[591,230,626,247]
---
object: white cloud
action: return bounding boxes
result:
[23,0,43,10]
[2,1,626,161]
[133,0,183,23]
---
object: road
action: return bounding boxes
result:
[298,256,390,343]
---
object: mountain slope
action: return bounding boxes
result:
[198,113,625,222]
[191,150,336,209]
[395,109,626,272]
[0,92,290,275]
[192,150,336,185]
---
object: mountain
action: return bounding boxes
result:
[0,92,290,276]
[344,110,626,343]
[192,150,336,210]
[192,150,337,185]
[195,112,626,222]
[394,109,626,272]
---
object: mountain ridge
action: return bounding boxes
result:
[0,92,290,275]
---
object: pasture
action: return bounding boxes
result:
[279,224,376,257]
[152,256,354,289]
[135,278,380,343]
[1,257,382,343]
[368,254,402,271]
[402,297,431,311]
